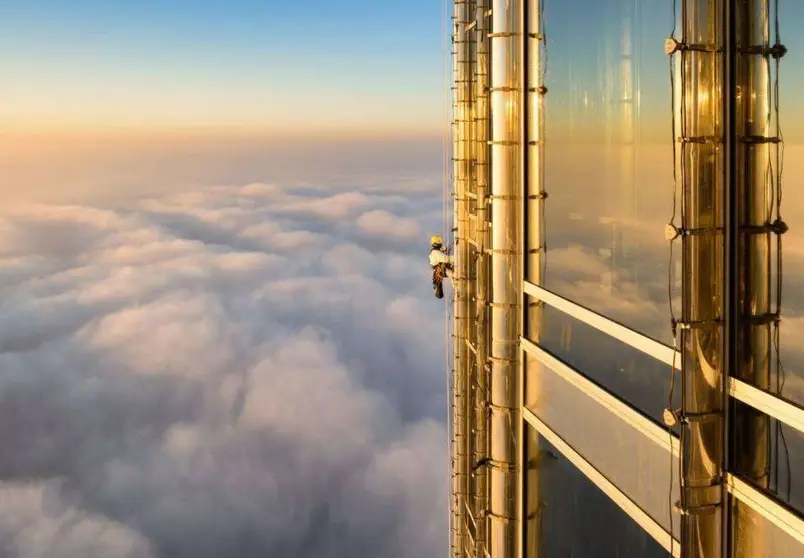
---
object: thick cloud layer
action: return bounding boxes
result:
[0,181,448,558]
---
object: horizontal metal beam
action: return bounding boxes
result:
[521,336,804,550]
[729,378,804,436]
[725,473,804,546]
[523,280,804,438]
[522,406,681,557]
[523,281,678,367]
[521,336,679,457]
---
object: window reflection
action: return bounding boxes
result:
[542,0,675,343]
[772,0,804,409]
[538,303,679,425]
[729,0,804,521]
[731,497,803,558]
[528,0,804,551]
[528,432,668,558]
[524,350,680,534]
[731,406,804,516]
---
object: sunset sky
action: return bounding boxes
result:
[4,0,804,139]
[0,0,446,134]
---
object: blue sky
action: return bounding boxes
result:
[0,0,448,133]
[3,0,802,138]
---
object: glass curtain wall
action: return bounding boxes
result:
[538,0,677,423]
[521,0,804,556]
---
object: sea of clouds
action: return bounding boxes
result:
[3,137,803,557]
[0,176,450,558]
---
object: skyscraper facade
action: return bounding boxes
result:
[448,2,804,557]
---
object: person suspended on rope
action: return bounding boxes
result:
[429,234,454,299]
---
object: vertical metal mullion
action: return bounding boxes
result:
[678,1,726,556]
[517,0,528,555]
[474,5,490,558]
[722,1,737,557]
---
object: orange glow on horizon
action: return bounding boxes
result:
[0,121,447,142]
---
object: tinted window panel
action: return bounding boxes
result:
[526,430,669,558]
[539,0,675,342]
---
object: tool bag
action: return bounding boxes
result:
[432,265,445,299]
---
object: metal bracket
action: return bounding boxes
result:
[665,223,724,241]
[679,409,724,424]
[740,219,789,236]
[674,501,720,516]
[740,134,782,145]
[740,43,788,59]
[679,135,722,144]
[665,37,721,55]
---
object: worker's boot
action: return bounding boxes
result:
[433,279,444,299]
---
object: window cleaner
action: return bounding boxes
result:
[429,234,454,299]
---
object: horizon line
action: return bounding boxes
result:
[0,122,450,141]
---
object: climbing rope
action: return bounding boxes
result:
[665,1,680,554]
[769,0,791,502]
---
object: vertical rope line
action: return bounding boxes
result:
[540,0,549,281]
[676,4,690,545]
[756,0,784,497]
[770,0,791,502]
[666,1,679,555]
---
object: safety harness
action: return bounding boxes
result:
[431,245,451,299]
